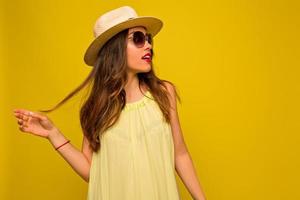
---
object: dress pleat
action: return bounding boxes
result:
[87,90,180,200]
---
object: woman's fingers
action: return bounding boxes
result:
[13,108,44,130]
[19,123,29,132]
[14,108,51,137]
[16,116,28,128]
[17,119,23,125]
[14,108,31,115]
[14,109,31,121]
[29,112,47,121]
[14,109,46,121]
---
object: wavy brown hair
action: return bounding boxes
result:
[38,28,181,153]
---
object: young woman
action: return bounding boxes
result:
[13,6,206,200]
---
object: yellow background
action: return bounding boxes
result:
[1,0,300,199]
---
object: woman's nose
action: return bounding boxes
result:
[144,40,152,49]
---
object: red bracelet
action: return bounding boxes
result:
[55,140,70,150]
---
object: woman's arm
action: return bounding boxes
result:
[13,109,92,183]
[175,151,206,200]
[48,129,92,183]
[164,82,206,200]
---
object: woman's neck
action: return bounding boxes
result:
[124,75,148,102]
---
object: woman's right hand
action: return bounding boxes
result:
[13,108,57,139]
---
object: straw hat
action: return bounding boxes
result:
[84,6,163,66]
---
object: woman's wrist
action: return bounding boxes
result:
[47,128,68,150]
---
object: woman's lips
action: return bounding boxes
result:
[141,53,152,63]
[143,58,151,63]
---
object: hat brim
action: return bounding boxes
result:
[84,16,163,66]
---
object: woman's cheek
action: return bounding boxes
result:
[127,53,136,68]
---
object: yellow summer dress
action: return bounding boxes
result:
[87,90,180,200]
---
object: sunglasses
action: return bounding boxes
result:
[128,31,152,48]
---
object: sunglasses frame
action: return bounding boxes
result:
[128,31,153,48]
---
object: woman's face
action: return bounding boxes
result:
[126,26,152,74]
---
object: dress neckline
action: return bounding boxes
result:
[124,90,153,111]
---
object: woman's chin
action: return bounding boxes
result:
[138,65,151,72]
[128,64,152,74]
[143,66,152,72]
